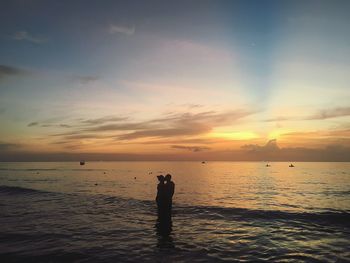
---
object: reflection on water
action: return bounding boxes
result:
[0,161,349,212]
[155,216,174,250]
[0,162,349,261]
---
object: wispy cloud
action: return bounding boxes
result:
[109,24,135,36]
[81,116,128,126]
[73,75,99,85]
[264,107,350,122]
[171,145,211,152]
[50,109,256,144]
[0,65,26,78]
[27,122,39,127]
[11,31,47,44]
[264,117,291,122]
[305,107,350,120]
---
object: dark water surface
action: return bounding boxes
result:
[0,162,349,262]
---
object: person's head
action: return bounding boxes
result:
[165,174,171,182]
[157,175,165,183]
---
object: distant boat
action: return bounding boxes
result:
[202,161,206,164]
[80,161,85,165]
[289,164,294,167]
[266,163,271,167]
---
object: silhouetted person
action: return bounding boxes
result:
[155,174,174,248]
[164,174,175,214]
[156,175,167,215]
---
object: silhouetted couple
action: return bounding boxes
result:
[156,174,175,220]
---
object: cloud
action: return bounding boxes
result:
[59,124,71,128]
[265,107,350,123]
[171,145,211,152]
[27,122,39,127]
[74,75,99,85]
[114,110,254,140]
[0,142,19,151]
[109,24,135,36]
[81,116,129,125]
[49,109,256,145]
[305,107,350,120]
[0,65,26,78]
[11,31,47,44]
[264,117,291,122]
[118,126,211,140]
[239,139,350,161]
[241,139,279,153]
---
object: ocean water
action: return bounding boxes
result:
[0,161,349,262]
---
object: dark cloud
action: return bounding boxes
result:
[27,122,39,127]
[240,140,350,161]
[0,142,19,151]
[1,142,349,161]
[74,75,99,85]
[0,65,26,78]
[305,107,350,120]
[171,145,211,152]
[241,139,279,153]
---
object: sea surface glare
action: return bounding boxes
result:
[0,162,349,262]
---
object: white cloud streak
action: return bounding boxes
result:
[109,24,135,36]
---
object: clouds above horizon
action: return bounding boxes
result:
[171,145,211,152]
[48,109,257,144]
[1,0,350,161]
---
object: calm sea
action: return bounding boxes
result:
[0,162,349,262]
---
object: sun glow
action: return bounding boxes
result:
[209,131,259,140]
[268,129,289,140]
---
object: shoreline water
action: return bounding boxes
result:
[0,162,349,261]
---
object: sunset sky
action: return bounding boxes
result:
[0,0,349,161]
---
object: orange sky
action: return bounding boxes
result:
[0,1,350,161]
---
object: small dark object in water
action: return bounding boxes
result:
[266,164,271,167]
[289,164,295,167]
[36,172,40,174]
[202,161,206,164]
[134,177,137,180]
[80,161,85,165]
[95,183,98,186]
[103,172,106,174]
[149,172,153,174]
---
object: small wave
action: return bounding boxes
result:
[0,185,51,195]
[175,204,350,227]
[1,185,349,228]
